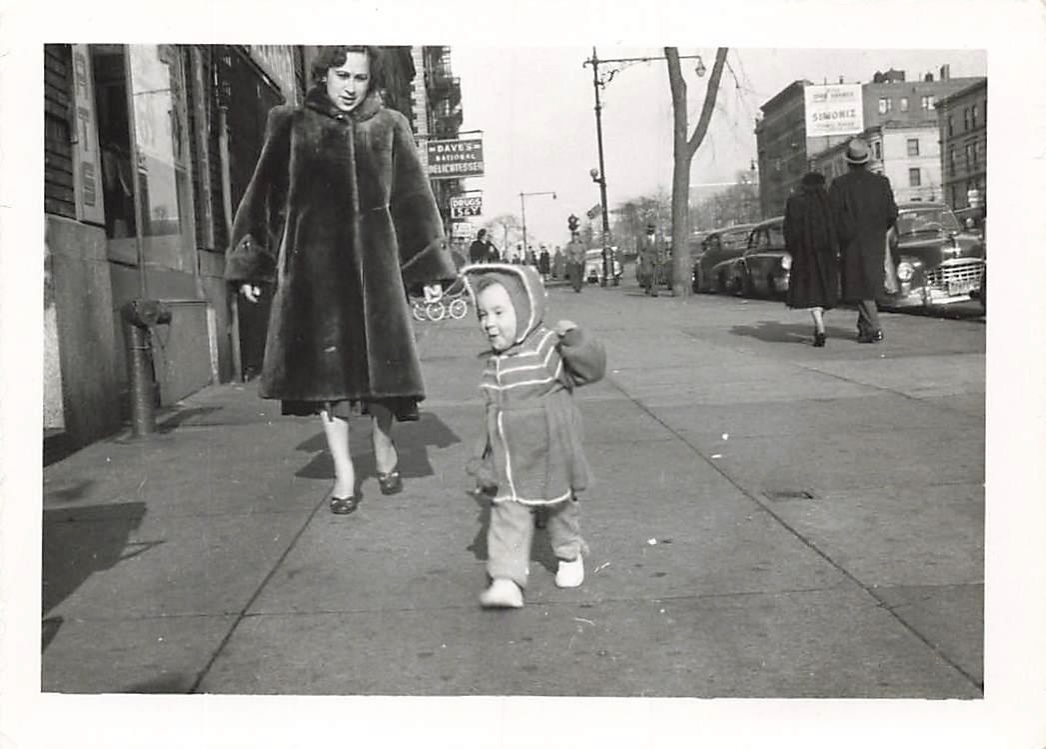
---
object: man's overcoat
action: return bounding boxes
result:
[225,87,456,405]
[828,168,898,301]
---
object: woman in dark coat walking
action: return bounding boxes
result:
[784,172,840,347]
[226,46,457,514]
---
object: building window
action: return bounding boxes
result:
[900,97,909,112]
[907,138,920,157]
[872,141,882,160]
[971,104,978,128]
[963,107,970,131]
[948,145,955,176]
[909,168,921,187]
[965,143,973,170]
[878,97,892,114]
[947,115,954,137]
[921,95,935,110]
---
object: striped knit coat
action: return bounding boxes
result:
[463,264,606,506]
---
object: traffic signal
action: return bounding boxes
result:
[568,214,579,233]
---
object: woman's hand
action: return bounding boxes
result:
[240,284,262,303]
[555,320,578,336]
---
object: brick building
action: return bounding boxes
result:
[935,78,987,210]
[812,122,943,202]
[755,66,984,218]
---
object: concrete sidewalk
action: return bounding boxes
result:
[41,281,985,697]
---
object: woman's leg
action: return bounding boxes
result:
[810,306,825,334]
[369,402,397,474]
[320,412,355,497]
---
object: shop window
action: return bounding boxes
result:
[900,97,909,112]
[92,45,196,272]
[908,168,921,187]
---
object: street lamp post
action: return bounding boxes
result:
[583,48,707,289]
[519,190,556,262]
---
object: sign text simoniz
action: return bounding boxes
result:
[425,138,484,179]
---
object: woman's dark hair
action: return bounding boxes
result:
[310,46,385,93]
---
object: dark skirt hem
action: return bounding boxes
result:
[280,397,421,422]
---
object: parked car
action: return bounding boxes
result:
[691,223,757,293]
[718,216,790,298]
[884,202,985,308]
[584,247,623,285]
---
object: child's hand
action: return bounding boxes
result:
[555,320,578,336]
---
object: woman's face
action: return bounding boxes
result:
[324,51,371,113]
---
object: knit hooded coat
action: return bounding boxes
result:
[463,264,606,506]
[225,87,457,406]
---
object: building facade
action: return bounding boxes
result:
[44,44,304,450]
[935,78,987,210]
[45,44,465,453]
[755,66,983,218]
[813,122,943,202]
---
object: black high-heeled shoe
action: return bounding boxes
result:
[330,493,361,514]
[813,331,827,347]
[377,469,403,495]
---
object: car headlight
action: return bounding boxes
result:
[896,261,914,282]
[780,255,792,270]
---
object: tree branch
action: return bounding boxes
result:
[686,47,729,158]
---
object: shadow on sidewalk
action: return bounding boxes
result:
[730,320,854,344]
[293,411,461,490]
[42,502,152,651]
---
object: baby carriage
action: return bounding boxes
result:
[410,277,470,322]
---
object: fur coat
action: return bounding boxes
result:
[225,87,457,405]
[462,264,606,506]
[828,167,899,301]
[784,174,840,310]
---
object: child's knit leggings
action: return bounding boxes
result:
[486,495,587,588]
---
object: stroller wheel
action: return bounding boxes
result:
[425,302,446,321]
[411,302,426,322]
[448,298,468,319]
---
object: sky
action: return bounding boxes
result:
[451,47,986,251]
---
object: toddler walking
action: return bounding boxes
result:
[462,263,606,608]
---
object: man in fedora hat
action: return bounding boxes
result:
[828,138,898,342]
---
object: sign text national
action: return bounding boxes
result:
[425,138,484,179]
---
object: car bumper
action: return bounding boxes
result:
[884,282,977,307]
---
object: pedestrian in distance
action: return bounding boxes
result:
[461,263,607,608]
[552,246,565,280]
[226,45,457,516]
[565,233,586,292]
[469,228,491,264]
[828,138,899,343]
[783,172,840,347]
[638,224,660,297]
[538,246,551,282]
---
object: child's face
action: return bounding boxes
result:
[476,283,517,352]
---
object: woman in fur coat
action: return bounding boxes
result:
[226,46,457,514]
[783,172,840,347]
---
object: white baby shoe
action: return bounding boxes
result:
[479,578,524,609]
[555,556,584,588]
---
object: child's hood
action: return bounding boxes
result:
[462,262,548,347]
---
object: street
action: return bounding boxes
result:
[41,276,985,698]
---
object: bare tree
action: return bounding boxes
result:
[485,213,521,253]
[665,47,729,296]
